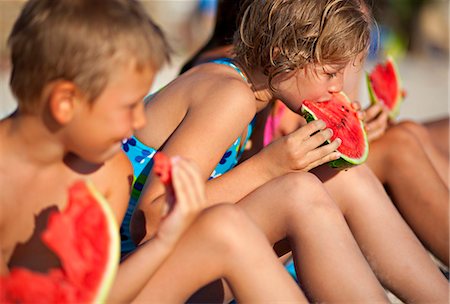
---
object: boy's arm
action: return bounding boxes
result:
[108,229,174,303]
[107,157,207,303]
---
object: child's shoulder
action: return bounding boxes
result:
[90,150,132,223]
[184,62,255,107]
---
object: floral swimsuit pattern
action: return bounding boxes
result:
[120,58,254,255]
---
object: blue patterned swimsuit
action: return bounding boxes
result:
[120,58,254,255]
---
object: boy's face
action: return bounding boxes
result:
[273,63,346,113]
[66,61,154,163]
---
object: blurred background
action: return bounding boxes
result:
[1,0,448,123]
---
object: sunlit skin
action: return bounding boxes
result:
[0,56,309,303]
[267,55,449,267]
[273,64,345,112]
[0,60,153,279]
[139,38,449,302]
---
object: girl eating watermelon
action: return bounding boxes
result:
[122,0,448,302]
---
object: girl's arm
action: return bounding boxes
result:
[205,119,341,203]
[140,80,340,207]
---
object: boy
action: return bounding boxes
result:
[0,0,305,302]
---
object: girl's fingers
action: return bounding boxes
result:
[366,110,388,132]
[364,103,383,123]
[297,137,341,171]
[301,127,334,152]
[304,150,341,172]
[295,119,327,139]
[351,100,362,111]
[175,158,206,208]
[367,128,385,142]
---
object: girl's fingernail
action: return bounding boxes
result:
[317,120,326,128]
[336,138,342,144]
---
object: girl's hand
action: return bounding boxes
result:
[351,100,365,121]
[156,157,207,248]
[363,103,390,142]
[261,119,342,176]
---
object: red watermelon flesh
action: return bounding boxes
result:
[301,92,369,169]
[0,181,120,304]
[153,152,172,186]
[367,56,404,119]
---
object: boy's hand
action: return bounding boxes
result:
[262,119,341,175]
[363,103,390,142]
[155,156,207,248]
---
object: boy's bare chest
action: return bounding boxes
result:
[0,164,77,268]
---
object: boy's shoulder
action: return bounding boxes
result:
[90,150,133,218]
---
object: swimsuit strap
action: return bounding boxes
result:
[210,58,248,82]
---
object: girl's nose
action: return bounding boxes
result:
[328,74,344,93]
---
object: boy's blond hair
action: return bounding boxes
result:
[234,0,372,88]
[8,0,170,113]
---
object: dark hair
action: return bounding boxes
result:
[9,0,171,112]
[180,0,245,74]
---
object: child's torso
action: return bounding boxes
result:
[0,149,114,272]
[121,59,257,254]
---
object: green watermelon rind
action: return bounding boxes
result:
[301,94,369,170]
[85,181,120,304]
[366,55,403,120]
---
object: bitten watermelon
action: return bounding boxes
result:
[0,181,120,303]
[301,92,369,169]
[153,152,172,186]
[366,56,405,119]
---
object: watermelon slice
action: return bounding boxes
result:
[1,181,120,304]
[366,56,405,119]
[301,92,369,169]
[153,152,172,186]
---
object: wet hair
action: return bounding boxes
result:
[234,0,373,89]
[8,0,170,112]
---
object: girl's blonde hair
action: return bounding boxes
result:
[234,0,373,88]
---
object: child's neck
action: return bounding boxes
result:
[2,114,69,167]
[236,61,274,111]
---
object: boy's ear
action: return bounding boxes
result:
[47,81,79,124]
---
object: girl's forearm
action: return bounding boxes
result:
[205,152,274,204]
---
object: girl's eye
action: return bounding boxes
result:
[327,72,337,79]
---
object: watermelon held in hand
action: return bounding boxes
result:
[301,92,369,169]
[366,56,405,119]
[0,181,120,304]
[153,152,172,186]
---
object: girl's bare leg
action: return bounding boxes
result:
[423,116,449,160]
[367,124,449,265]
[133,204,305,303]
[236,172,387,303]
[318,164,449,303]
[397,120,449,186]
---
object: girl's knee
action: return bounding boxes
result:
[383,124,421,163]
[281,172,326,198]
[397,120,430,143]
[279,172,342,221]
[397,120,425,134]
[194,204,261,252]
